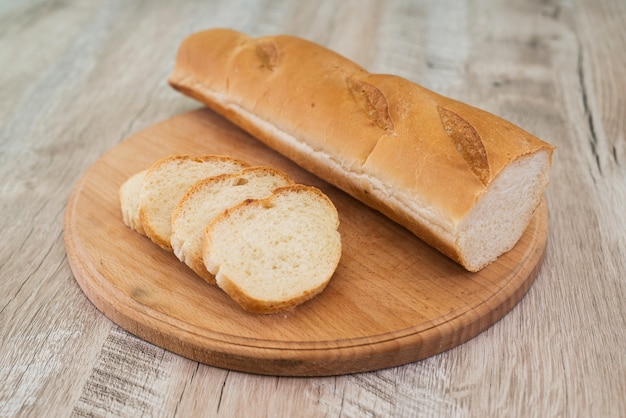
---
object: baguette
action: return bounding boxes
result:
[169,28,555,271]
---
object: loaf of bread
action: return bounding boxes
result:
[171,166,293,283]
[203,184,342,314]
[168,28,555,271]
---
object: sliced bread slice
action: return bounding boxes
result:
[171,166,293,284]
[119,169,147,235]
[139,154,249,250]
[203,185,342,314]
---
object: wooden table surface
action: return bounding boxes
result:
[1,0,624,416]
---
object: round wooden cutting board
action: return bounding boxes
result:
[64,108,548,376]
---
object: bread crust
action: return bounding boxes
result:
[170,29,555,271]
[216,272,329,314]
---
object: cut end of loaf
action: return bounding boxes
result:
[456,150,552,271]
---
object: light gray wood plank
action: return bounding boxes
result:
[0,0,624,416]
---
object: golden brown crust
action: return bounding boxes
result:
[217,274,328,314]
